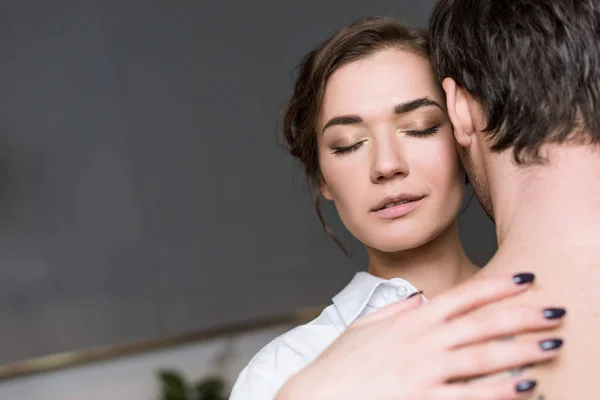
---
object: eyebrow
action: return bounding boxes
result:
[321,97,443,135]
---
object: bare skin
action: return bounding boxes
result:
[468,146,600,399]
[444,72,600,398]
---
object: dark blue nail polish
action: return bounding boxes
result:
[543,308,566,319]
[540,338,563,351]
[516,380,537,393]
[513,273,535,285]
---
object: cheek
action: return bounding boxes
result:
[411,134,464,197]
[318,152,367,211]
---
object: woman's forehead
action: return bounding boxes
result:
[320,50,443,123]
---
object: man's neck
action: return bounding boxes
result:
[488,144,600,271]
[366,221,478,298]
[480,144,600,398]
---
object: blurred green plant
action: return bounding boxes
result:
[157,369,229,400]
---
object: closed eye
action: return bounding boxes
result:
[405,124,441,137]
[331,141,365,155]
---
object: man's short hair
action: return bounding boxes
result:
[429,0,600,163]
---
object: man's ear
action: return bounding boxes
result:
[442,77,476,149]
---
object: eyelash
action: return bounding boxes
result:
[332,141,364,155]
[331,124,441,155]
[405,124,441,137]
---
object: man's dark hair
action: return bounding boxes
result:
[429,0,600,164]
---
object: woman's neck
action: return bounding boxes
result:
[366,221,478,298]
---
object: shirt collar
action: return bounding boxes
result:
[331,271,422,326]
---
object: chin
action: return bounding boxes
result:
[363,231,434,253]
[358,217,455,253]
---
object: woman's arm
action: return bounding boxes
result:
[276,273,562,400]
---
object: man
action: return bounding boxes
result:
[429,0,600,397]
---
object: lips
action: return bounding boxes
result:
[371,193,425,212]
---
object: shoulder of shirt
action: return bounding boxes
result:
[229,304,344,399]
[229,271,421,399]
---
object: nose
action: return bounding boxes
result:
[370,135,409,183]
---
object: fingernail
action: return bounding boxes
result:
[407,291,424,299]
[513,273,535,285]
[543,307,566,320]
[515,380,537,393]
[540,338,563,351]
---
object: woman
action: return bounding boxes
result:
[230,16,565,399]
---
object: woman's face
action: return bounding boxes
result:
[317,48,465,252]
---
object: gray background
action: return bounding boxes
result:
[0,0,496,365]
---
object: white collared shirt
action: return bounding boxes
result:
[229,272,426,400]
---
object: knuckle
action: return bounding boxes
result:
[436,351,455,378]
[470,347,495,370]
[465,314,499,337]
[497,307,546,334]
[494,307,530,330]
[471,343,515,370]
[503,341,544,364]
[430,330,452,351]
[443,318,489,348]
[450,347,488,373]
[478,306,533,334]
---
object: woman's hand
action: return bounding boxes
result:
[277,273,564,400]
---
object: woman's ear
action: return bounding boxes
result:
[320,179,333,201]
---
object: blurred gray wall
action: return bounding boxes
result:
[0,0,497,365]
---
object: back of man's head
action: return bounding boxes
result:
[429,0,600,164]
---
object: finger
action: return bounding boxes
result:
[425,273,535,322]
[430,377,538,400]
[439,305,566,349]
[443,336,563,381]
[352,292,423,326]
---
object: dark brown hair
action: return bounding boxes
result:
[281,16,430,250]
[430,0,600,164]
